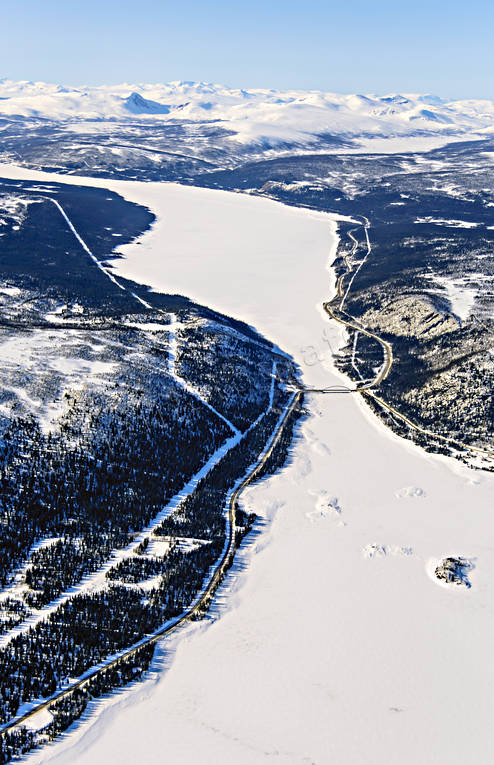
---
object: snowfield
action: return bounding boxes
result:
[1,80,494,152]
[1,166,493,764]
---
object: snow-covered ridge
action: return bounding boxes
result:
[1,79,494,148]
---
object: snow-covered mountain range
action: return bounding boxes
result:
[1,79,494,150]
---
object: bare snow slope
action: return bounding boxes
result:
[1,166,493,765]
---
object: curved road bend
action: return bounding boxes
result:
[317,218,494,460]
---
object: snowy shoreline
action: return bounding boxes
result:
[1,166,493,765]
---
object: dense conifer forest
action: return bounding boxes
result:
[0,180,302,760]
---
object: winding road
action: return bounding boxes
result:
[318,217,494,461]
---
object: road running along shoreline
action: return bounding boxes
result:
[320,218,494,461]
[0,389,301,737]
[0,192,303,737]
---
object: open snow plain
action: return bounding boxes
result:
[1,166,493,764]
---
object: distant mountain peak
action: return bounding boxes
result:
[124,92,171,114]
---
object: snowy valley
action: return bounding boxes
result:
[0,80,492,764]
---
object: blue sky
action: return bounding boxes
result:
[1,0,493,98]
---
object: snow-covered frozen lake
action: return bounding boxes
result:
[2,166,493,765]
